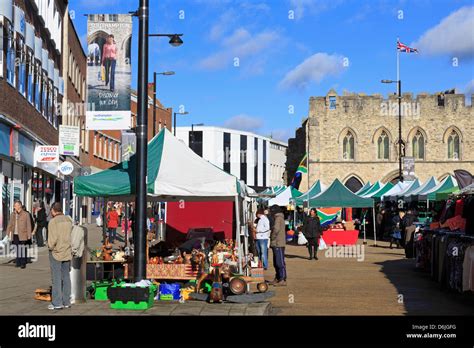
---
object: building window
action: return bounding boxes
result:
[329,96,336,110]
[223,132,231,173]
[27,51,34,104]
[342,131,355,160]
[254,138,258,187]
[262,140,267,187]
[240,135,247,183]
[41,73,48,117]
[377,131,389,160]
[34,63,41,110]
[17,38,26,96]
[447,130,460,160]
[108,140,112,161]
[6,24,15,86]
[412,130,425,160]
[189,130,203,157]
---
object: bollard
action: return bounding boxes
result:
[70,225,88,303]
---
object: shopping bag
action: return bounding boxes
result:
[297,232,308,245]
[318,237,328,250]
[96,214,103,227]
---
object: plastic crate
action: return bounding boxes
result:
[91,281,113,301]
[108,284,157,310]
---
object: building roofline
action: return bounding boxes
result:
[176,125,289,146]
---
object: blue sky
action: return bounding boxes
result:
[70,0,474,142]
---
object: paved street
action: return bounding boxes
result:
[1,224,473,316]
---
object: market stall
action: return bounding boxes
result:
[294,179,326,206]
[354,181,373,196]
[306,179,375,246]
[404,176,438,203]
[359,181,382,197]
[267,186,302,206]
[363,182,394,200]
[74,129,262,304]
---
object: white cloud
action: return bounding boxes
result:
[289,0,344,20]
[198,29,281,71]
[413,6,474,58]
[279,53,346,90]
[208,9,238,41]
[223,114,264,132]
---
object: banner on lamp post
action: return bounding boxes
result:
[402,156,415,181]
[59,125,80,156]
[86,14,132,130]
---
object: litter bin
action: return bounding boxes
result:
[70,225,88,303]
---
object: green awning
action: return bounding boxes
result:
[369,182,395,199]
[307,179,374,208]
[435,186,460,201]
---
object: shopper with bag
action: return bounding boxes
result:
[269,205,287,286]
[102,34,118,92]
[255,209,271,270]
[6,201,32,269]
[47,203,73,310]
[303,208,322,260]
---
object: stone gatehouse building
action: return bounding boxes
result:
[288,89,474,192]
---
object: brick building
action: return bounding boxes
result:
[288,89,474,192]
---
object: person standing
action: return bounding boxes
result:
[35,201,47,247]
[102,34,118,92]
[255,209,271,270]
[269,205,287,286]
[376,209,384,241]
[47,203,72,310]
[390,209,406,249]
[303,208,322,260]
[6,201,32,269]
[107,207,119,243]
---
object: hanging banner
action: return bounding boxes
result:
[402,157,415,181]
[86,14,132,130]
[59,125,80,156]
[121,131,136,162]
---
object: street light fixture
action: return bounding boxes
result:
[173,111,189,136]
[148,33,184,47]
[152,71,175,136]
[381,78,403,183]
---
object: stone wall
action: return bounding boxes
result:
[306,89,474,186]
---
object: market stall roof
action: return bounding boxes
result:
[363,182,395,199]
[417,175,458,201]
[460,183,474,194]
[268,186,302,206]
[382,181,414,201]
[435,186,460,201]
[294,179,326,206]
[385,179,421,200]
[360,181,382,197]
[404,176,438,202]
[307,179,374,208]
[355,181,372,196]
[74,128,239,201]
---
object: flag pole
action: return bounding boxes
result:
[396,37,400,88]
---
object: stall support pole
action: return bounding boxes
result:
[124,203,129,247]
[235,195,243,275]
[102,199,107,243]
[372,206,377,246]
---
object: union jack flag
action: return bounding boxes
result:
[397,40,418,53]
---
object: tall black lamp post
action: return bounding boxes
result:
[152,71,175,136]
[134,1,183,282]
[381,79,403,183]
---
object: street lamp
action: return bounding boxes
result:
[381,78,403,183]
[173,111,189,136]
[134,1,183,282]
[152,71,175,136]
[148,33,184,47]
[190,123,204,154]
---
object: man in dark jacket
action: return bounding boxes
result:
[303,208,322,260]
[269,205,287,286]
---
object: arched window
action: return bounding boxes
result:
[343,131,355,160]
[412,130,425,160]
[447,130,460,160]
[345,176,363,193]
[377,131,389,160]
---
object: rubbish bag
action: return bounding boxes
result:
[318,237,328,250]
[96,214,103,227]
[297,232,308,245]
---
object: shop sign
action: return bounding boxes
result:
[59,161,74,176]
[59,125,80,156]
[35,146,59,163]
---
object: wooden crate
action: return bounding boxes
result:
[124,263,200,280]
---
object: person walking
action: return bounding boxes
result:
[269,205,287,286]
[255,209,271,270]
[47,203,72,310]
[35,201,47,247]
[6,201,32,269]
[390,209,406,249]
[107,207,119,243]
[102,34,118,92]
[303,208,322,260]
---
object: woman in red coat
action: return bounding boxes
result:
[107,207,119,243]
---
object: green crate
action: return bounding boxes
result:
[109,284,156,310]
[91,281,113,301]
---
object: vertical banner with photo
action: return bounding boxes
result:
[86,14,132,130]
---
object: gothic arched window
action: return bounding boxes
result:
[412,130,425,160]
[447,130,460,160]
[377,131,389,160]
[343,131,355,160]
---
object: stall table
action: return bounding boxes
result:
[322,229,359,246]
